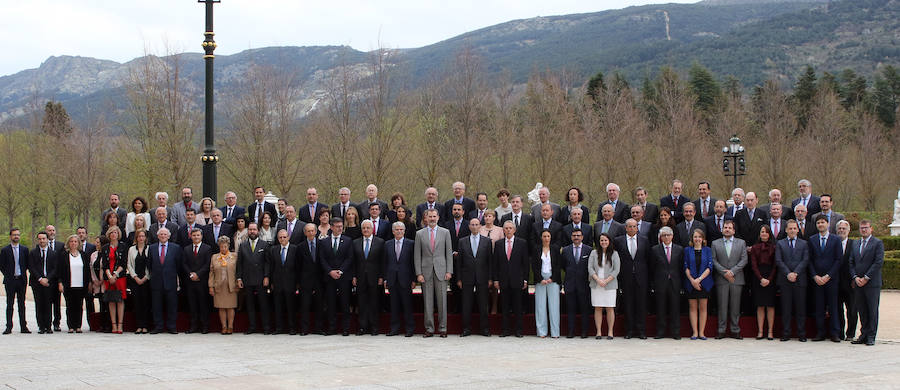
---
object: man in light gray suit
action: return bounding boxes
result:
[415,208,454,338]
[810,194,845,234]
[171,187,201,227]
[530,187,561,220]
[711,219,748,339]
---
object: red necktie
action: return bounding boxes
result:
[373,220,378,235]
[773,221,779,237]
[455,220,460,235]
[194,245,198,256]
[673,197,678,207]
[666,245,671,263]
[506,239,512,260]
[429,228,435,251]
[160,244,166,265]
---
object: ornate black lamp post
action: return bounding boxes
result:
[722,134,746,191]
[199,0,220,201]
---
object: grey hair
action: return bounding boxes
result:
[658,226,673,237]
[155,192,169,201]
[360,220,374,228]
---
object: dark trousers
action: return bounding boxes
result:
[299,282,324,333]
[499,285,523,334]
[854,286,880,342]
[152,288,178,331]
[243,285,271,332]
[131,283,152,329]
[566,288,591,336]
[272,288,297,333]
[813,279,840,337]
[51,282,61,327]
[63,287,86,330]
[325,279,352,333]
[4,279,27,329]
[838,278,857,338]
[655,283,681,337]
[32,284,52,330]
[780,282,807,338]
[461,282,490,333]
[185,281,209,331]
[621,274,647,336]
[388,283,414,334]
[357,278,381,333]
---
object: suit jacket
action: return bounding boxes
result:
[499,212,534,242]
[491,236,529,289]
[839,238,855,283]
[181,242,212,282]
[467,208,490,224]
[148,221,179,244]
[557,204,591,225]
[268,244,299,292]
[275,219,306,245]
[219,205,246,225]
[766,218,789,241]
[683,246,715,291]
[561,222,592,247]
[296,238,321,287]
[593,219,625,246]
[703,215,727,242]
[613,234,651,287]
[710,237,749,285]
[808,233,843,280]
[369,218,392,241]
[530,202,562,221]
[692,197,718,219]
[795,216,816,240]
[531,219,563,253]
[332,202,360,221]
[319,235,354,282]
[57,250,91,290]
[247,201,277,225]
[100,207,128,236]
[725,205,743,221]
[175,222,202,247]
[640,202,660,225]
[415,202,445,227]
[384,238,416,288]
[759,203,794,221]
[353,236,384,286]
[148,242,182,291]
[849,236,884,288]
[587,249,620,290]
[775,237,810,287]
[651,243,684,292]
[298,202,329,224]
[636,220,652,240]
[414,225,454,280]
[0,244,29,283]
[791,195,821,216]
[28,246,58,286]
[172,201,201,227]
[442,218,471,256]
[80,242,97,258]
[202,222,235,252]
[359,199,390,220]
[596,200,630,224]
[734,208,767,245]
[675,219,707,248]
[236,238,270,287]
[458,234,493,286]
[443,197,476,222]
[561,243,592,292]
[659,194,691,223]
[810,211,846,234]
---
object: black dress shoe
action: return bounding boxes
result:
[830,337,841,343]
[732,334,743,340]
[812,336,826,342]
[20,327,30,334]
[289,331,297,335]
[440,332,448,338]
[2,328,11,335]
[356,329,365,336]
[37,329,45,334]
[780,337,790,342]
[300,332,309,336]
[423,332,434,338]
[370,331,378,336]
[482,330,491,337]
[639,335,647,340]
[654,335,665,339]
[499,333,509,338]
[865,340,875,346]
[201,329,209,335]
[515,332,523,338]
[53,326,61,332]
[624,334,632,339]
[581,333,588,339]
[798,337,807,342]
[405,332,414,337]
[245,329,256,335]
[851,338,866,344]
[387,331,399,336]
[341,331,350,336]
[45,329,53,334]
[715,334,725,340]
[460,330,471,337]
[566,334,574,339]
[150,329,162,334]
[673,336,681,340]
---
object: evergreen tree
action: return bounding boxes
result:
[872,65,900,127]
[40,101,73,138]
[793,65,818,129]
[586,71,606,102]
[688,62,723,116]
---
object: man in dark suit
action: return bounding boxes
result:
[202,209,234,253]
[791,179,821,216]
[319,218,354,335]
[458,218,493,337]
[443,203,470,312]
[175,208,200,246]
[659,180,690,224]
[614,219,651,339]
[561,208,592,247]
[236,222,271,334]
[149,228,182,334]
[269,229,300,335]
[219,191,246,225]
[675,203,706,248]
[530,187,561,221]
[704,200,728,242]
[100,193,128,236]
[775,220,810,342]
[359,184,390,220]
[652,227,683,339]
[633,186,659,225]
[734,191,767,245]
[149,207,179,245]
[492,221,529,337]
[593,204,625,247]
[415,187,444,228]
[384,222,416,337]
[766,203,789,241]
[849,220,883,346]
[43,225,64,331]
[331,187,358,222]
[75,227,96,256]
[630,205,653,240]
[725,188,745,221]
[499,195,534,243]
[299,187,329,224]
[353,220,385,335]
[182,228,212,333]
[835,220,857,340]
[2,228,30,334]
[760,188,793,221]
[275,206,305,245]
[248,186,277,225]
[692,181,717,220]
[29,231,56,334]
[532,204,563,254]
[596,183,629,224]
[562,229,592,338]
[443,181,476,222]
[367,203,392,241]
[296,223,324,335]
[792,203,815,239]
[468,192,491,224]
[809,215,843,342]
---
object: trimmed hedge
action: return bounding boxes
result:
[885,258,900,289]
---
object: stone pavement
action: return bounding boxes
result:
[0,292,898,389]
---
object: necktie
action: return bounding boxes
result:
[256,203,262,222]
[373,220,378,236]
[281,247,286,265]
[455,220,460,235]
[342,204,347,216]
[574,246,581,263]
[395,241,402,261]
[364,238,370,258]
[309,241,316,262]
[673,197,678,208]
[749,209,754,220]
[251,240,256,252]
[13,246,20,276]
[506,239,512,260]
[826,213,831,223]
[543,220,549,229]
[821,236,827,251]
[429,228,435,251]
[310,205,315,220]
[227,207,232,219]
[725,239,732,257]
[773,221,779,237]
[717,217,722,232]
[287,221,293,237]
[800,221,805,235]
[860,238,867,254]
[471,235,479,257]
[686,221,692,235]
[478,210,483,220]
[602,221,609,233]
[514,215,519,227]
[428,203,433,209]
[214,224,220,241]
[160,244,166,264]
[665,245,671,263]
[42,249,47,277]
[332,238,338,254]
[628,237,636,258]
[702,199,708,217]
[194,245,198,256]
[802,197,807,207]
[789,239,795,249]
[50,242,54,251]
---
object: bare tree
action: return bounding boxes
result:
[521,70,576,189]
[0,127,28,230]
[750,80,798,195]
[804,87,852,207]
[62,113,111,228]
[319,51,364,188]
[358,48,408,189]
[413,78,455,187]
[648,68,708,191]
[854,111,891,211]
[445,47,490,186]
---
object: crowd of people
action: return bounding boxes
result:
[0,179,883,345]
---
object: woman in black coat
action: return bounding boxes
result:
[58,235,91,333]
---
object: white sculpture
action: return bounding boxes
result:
[527,183,543,205]
[890,188,900,236]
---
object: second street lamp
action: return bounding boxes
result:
[722,134,746,192]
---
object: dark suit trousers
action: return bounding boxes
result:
[185,281,209,331]
[566,288,591,336]
[63,287,86,330]
[780,283,807,338]
[152,288,178,331]
[4,278,27,329]
[813,279,840,337]
[325,278,352,332]
[357,278,381,332]
[131,283,152,329]
[655,282,680,336]
[51,282,61,327]
[500,285,523,334]
[243,285,271,332]
[299,281,323,333]
[838,277,857,338]
[272,288,297,332]
[388,283,414,334]
[461,282,490,332]
[621,274,647,335]
[32,284,52,330]
[854,286,880,342]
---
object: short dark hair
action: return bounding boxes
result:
[254,186,264,192]
[571,227,583,236]
[330,217,344,225]
[820,193,832,201]
[9,228,20,235]
[814,214,829,223]
[185,208,195,214]
[76,226,87,232]
[698,181,711,190]
[475,192,488,201]
[567,187,584,202]
[496,189,510,198]
[368,202,380,211]
[722,219,735,228]
[36,231,48,239]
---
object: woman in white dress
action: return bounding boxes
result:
[588,233,620,339]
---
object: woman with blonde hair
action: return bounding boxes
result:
[96,226,128,334]
[197,197,215,225]
[209,236,238,334]
[58,235,90,333]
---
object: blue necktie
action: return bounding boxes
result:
[471,236,479,257]
[309,241,316,262]
[821,236,827,251]
[281,247,286,265]
[364,238,370,258]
